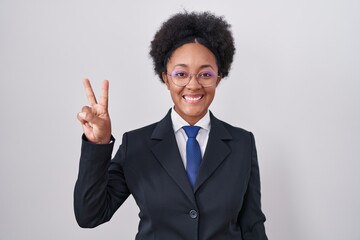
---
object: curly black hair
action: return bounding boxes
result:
[149,11,235,82]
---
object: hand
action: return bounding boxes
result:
[77,79,112,144]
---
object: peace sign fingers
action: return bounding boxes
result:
[83,78,98,106]
[99,80,109,110]
[79,78,112,144]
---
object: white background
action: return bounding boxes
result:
[1,0,359,239]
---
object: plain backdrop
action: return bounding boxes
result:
[1,0,359,239]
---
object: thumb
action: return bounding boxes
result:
[79,106,99,123]
[77,112,92,128]
[78,112,88,121]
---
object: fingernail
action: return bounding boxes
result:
[79,112,86,118]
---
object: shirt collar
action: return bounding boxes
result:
[171,107,211,133]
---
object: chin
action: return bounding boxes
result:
[184,109,206,119]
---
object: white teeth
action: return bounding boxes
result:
[184,96,202,101]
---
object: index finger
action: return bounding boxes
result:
[83,78,98,105]
[99,80,109,109]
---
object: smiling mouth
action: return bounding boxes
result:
[183,95,204,103]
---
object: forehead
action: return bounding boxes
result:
[167,43,217,69]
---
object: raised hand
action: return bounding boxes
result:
[77,79,112,144]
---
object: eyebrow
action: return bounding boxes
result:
[173,64,214,69]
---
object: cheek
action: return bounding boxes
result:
[169,85,182,96]
[168,88,182,102]
[205,88,216,99]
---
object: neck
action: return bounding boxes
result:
[173,108,207,126]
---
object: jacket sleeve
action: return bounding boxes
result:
[238,132,268,240]
[74,134,130,228]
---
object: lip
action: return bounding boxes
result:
[182,94,204,103]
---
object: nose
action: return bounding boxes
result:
[186,74,202,89]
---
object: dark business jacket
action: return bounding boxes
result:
[74,110,267,240]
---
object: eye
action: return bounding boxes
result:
[198,71,215,79]
[171,71,189,79]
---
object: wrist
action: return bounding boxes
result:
[97,136,112,144]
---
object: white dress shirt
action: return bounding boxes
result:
[171,108,211,168]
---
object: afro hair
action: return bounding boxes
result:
[149,11,235,82]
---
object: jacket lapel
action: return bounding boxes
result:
[150,110,196,204]
[194,113,232,192]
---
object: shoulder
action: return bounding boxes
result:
[212,117,257,154]
[124,110,172,140]
[222,120,254,138]
[220,119,250,134]
[210,112,254,140]
[124,121,158,139]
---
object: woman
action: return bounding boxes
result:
[75,11,267,240]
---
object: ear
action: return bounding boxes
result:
[162,72,170,90]
[215,74,223,87]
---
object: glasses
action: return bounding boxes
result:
[167,69,220,87]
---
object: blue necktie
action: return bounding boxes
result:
[183,126,202,188]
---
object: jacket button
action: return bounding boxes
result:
[189,210,198,219]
